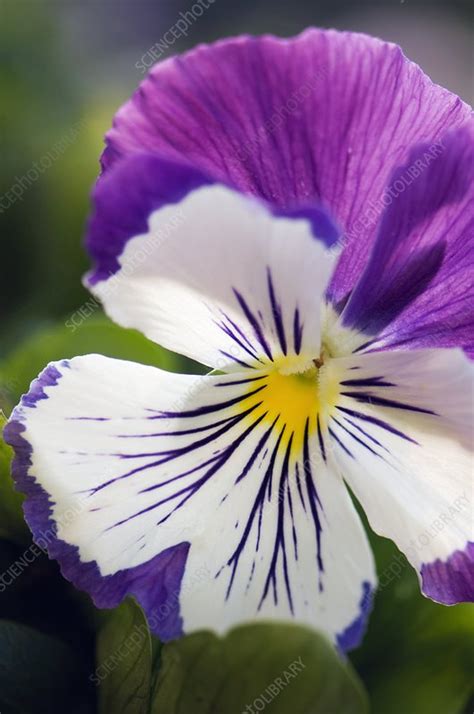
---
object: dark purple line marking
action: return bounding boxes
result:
[341,392,436,415]
[142,411,274,498]
[222,313,257,351]
[340,376,396,388]
[303,419,324,589]
[90,403,262,494]
[154,384,266,419]
[218,350,257,370]
[216,319,262,363]
[328,426,354,459]
[294,462,307,512]
[214,375,267,387]
[138,452,221,495]
[336,406,418,444]
[352,339,377,354]
[107,412,268,531]
[286,471,298,561]
[342,416,391,453]
[219,310,264,360]
[116,412,245,438]
[225,426,286,601]
[116,404,260,459]
[66,417,111,422]
[154,412,270,527]
[293,308,303,354]
[316,415,326,463]
[266,268,287,355]
[233,288,273,361]
[331,417,384,459]
[260,435,294,613]
[235,417,279,485]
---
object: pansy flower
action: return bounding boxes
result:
[5,29,473,652]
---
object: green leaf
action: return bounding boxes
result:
[0,619,90,714]
[151,624,369,714]
[0,314,189,410]
[96,599,153,714]
[351,526,474,714]
[0,413,28,543]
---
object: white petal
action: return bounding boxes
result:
[89,185,337,370]
[180,430,376,650]
[325,348,474,603]
[7,354,375,647]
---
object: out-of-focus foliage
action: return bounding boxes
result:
[1,1,119,355]
[0,314,189,412]
[96,601,369,714]
[0,620,91,714]
[350,518,474,714]
[96,600,152,714]
[150,624,368,714]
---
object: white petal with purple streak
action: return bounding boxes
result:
[324,348,474,603]
[6,354,376,647]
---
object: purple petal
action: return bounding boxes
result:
[99,29,470,302]
[341,125,474,356]
[421,542,474,604]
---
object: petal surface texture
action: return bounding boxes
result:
[87,160,338,370]
[99,29,471,303]
[340,125,474,356]
[325,348,474,604]
[5,356,376,648]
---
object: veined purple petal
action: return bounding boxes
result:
[98,29,470,303]
[340,125,474,356]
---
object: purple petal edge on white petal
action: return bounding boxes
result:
[86,154,215,286]
[421,542,474,605]
[336,580,373,653]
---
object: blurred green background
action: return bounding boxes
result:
[0,1,473,712]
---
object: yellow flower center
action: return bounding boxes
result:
[239,356,340,456]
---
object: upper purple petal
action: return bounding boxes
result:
[99,29,471,300]
[340,125,474,356]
